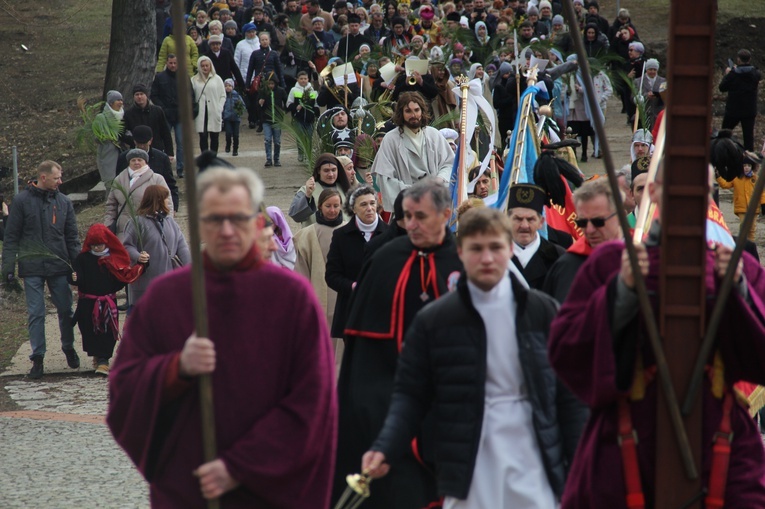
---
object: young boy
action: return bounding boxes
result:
[259,73,288,167]
[223,78,245,156]
[286,71,318,162]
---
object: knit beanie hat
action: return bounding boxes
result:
[224,20,238,31]
[552,15,564,25]
[126,148,149,163]
[645,58,659,70]
[106,90,123,105]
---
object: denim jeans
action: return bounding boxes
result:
[168,121,184,171]
[23,275,75,359]
[263,123,281,162]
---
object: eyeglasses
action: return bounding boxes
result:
[574,211,617,229]
[200,213,256,229]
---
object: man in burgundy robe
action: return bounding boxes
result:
[107,167,337,509]
[548,172,765,508]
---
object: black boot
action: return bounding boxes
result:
[225,134,232,153]
[274,143,281,166]
[29,356,44,379]
[232,137,239,156]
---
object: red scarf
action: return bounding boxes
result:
[566,235,594,256]
[82,224,144,284]
[202,244,264,273]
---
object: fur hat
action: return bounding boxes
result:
[126,148,149,163]
[106,90,123,105]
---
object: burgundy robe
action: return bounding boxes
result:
[549,241,765,508]
[107,262,338,508]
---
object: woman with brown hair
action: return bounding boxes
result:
[123,185,191,310]
[288,153,352,227]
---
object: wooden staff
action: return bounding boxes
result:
[682,160,765,415]
[171,1,219,508]
[455,76,470,206]
[561,0,698,480]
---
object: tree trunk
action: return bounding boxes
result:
[103,0,157,104]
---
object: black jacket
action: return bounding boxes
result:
[151,69,198,125]
[372,273,587,499]
[123,104,175,157]
[542,251,587,303]
[511,237,566,290]
[719,65,762,118]
[203,48,245,88]
[115,148,179,212]
[258,85,288,124]
[325,217,388,337]
[246,46,286,89]
[1,184,81,278]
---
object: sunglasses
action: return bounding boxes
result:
[574,211,617,229]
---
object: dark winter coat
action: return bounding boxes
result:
[246,46,286,89]
[583,23,607,58]
[372,272,587,499]
[542,251,587,303]
[1,184,80,278]
[123,103,175,157]
[115,148,179,212]
[325,217,388,338]
[203,47,246,88]
[258,85,288,124]
[511,237,566,290]
[719,65,762,119]
[151,69,198,125]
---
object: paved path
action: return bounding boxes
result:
[0,95,749,508]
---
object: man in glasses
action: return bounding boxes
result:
[543,178,621,302]
[107,167,338,508]
[508,184,566,290]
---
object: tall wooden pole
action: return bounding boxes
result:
[561,0,698,483]
[655,0,717,506]
[455,77,470,206]
[171,2,219,508]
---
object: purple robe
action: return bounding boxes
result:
[107,262,338,508]
[549,241,765,508]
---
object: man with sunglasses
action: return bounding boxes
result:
[107,167,338,508]
[543,178,621,303]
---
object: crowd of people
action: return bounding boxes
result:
[1,0,764,508]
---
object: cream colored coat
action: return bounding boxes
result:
[104,168,173,241]
[293,221,344,330]
[192,73,226,133]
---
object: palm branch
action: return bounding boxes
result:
[74,98,123,153]
[17,241,74,271]
[618,70,650,131]
[276,111,315,175]
[430,108,461,129]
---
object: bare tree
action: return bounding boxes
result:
[103,0,157,104]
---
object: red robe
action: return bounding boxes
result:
[107,259,338,508]
[549,241,765,508]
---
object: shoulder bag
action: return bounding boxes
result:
[248,49,272,94]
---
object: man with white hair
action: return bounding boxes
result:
[108,167,337,508]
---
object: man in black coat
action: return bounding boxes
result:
[362,207,586,505]
[203,34,245,88]
[334,14,372,59]
[123,84,174,158]
[151,54,197,178]
[508,184,566,290]
[720,48,762,151]
[115,125,179,212]
[246,32,286,131]
[332,178,463,509]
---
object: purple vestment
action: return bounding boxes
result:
[549,241,765,508]
[107,262,338,508]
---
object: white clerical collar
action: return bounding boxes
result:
[467,272,511,306]
[513,233,540,268]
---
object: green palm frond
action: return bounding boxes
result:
[276,111,315,174]
[17,241,74,271]
[75,98,123,153]
[618,70,650,131]
[430,108,461,129]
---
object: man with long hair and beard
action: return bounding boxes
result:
[370,92,454,213]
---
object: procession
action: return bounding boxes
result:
[1,0,765,508]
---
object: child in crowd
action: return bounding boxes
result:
[287,71,319,163]
[259,73,288,167]
[716,151,763,241]
[70,224,148,375]
[223,78,246,156]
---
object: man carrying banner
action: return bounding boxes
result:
[508,184,566,290]
[548,163,765,508]
[371,92,454,213]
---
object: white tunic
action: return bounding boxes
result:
[444,275,557,509]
